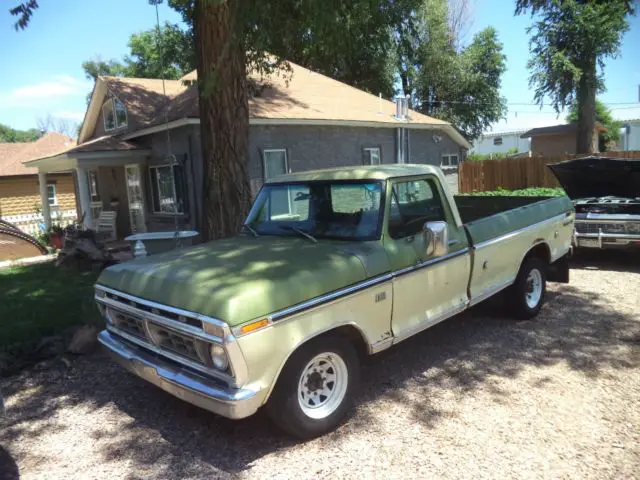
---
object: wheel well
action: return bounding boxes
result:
[524,242,551,265]
[264,324,370,403]
[322,325,370,360]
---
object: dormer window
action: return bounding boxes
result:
[103,97,127,131]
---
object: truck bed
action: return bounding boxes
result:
[454,195,573,245]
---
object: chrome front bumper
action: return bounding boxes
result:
[574,232,640,249]
[98,330,263,419]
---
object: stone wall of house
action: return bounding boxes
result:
[0,174,76,219]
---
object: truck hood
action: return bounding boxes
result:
[548,156,640,200]
[97,236,384,327]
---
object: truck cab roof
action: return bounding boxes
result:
[267,164,442,183]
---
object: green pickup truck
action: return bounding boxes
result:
[96,165,574,438]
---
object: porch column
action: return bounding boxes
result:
[75,166,93,229]
[37,171,51,229]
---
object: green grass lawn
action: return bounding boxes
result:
[0,262,101,348]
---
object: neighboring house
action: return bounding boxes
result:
[521,123,605,156]
[0,133,77,234]
[24,61,470,237]
[617,119,640,151]
[471,130,530,156]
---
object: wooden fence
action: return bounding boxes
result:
[458,150,640,193]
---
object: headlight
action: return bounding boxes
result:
[210,344,229,371]
[627,222,640,233]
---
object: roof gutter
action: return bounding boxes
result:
[123,117,471,149]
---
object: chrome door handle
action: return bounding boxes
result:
[448,239,459,246]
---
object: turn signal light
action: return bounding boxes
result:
[239,318,270,335]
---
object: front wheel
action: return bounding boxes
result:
[265,335,359,439]
[508,257,547,319]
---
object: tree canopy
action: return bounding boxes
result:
[567,99,621,151]
[515,0,635,153]
[81,22,195,81]
[0,123,41,143]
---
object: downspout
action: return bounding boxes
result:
[396,128,403,164]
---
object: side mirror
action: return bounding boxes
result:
[424,221,449,257]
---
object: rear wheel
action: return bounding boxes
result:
[509,257,547,319]
[266,335,359,439]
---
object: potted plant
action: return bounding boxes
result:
[48,224,65,249]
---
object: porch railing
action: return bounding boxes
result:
[1,210,78,237]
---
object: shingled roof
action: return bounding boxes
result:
[90,60,465,147]
[0,133,74,177]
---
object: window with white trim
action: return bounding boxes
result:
[263,149,288,180]
[441,153,459,167]
[149,164,187,214]
[363,147,381,165]
[103,98,127,131]
[47,184,57,206]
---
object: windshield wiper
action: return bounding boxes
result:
[241,223,259,237]
[279,225,317,243]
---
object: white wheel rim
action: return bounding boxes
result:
[525,268,543,309]
[297,352,348,419]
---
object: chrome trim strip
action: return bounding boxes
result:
[392,301,468,344]
[95,285,227,328]
[98,330,262,419]
[468,279,513,307]
[269,273,393,322]
[96,295,224,344]
[473,212,571,250]
[576,233,640,240]
[392,248,469,279]
[581,213,640,221]
[106,326,236,385]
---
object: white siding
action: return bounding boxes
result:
[471,132,530,156]
[619,121,640,151]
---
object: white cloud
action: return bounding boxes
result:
[0,75,91,107]
[52,110,86,122]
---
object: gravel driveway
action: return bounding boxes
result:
[1,251,639,479]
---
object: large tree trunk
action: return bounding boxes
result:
[195,0,251,241]
[576,59,598,154]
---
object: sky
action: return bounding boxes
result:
[0,0,639,135]
[0,0,183,131]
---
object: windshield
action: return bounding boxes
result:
[246,180,385,241]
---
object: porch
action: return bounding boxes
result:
[23,137,194,241]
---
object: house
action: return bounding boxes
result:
[471,130,530,156]
[0,133,77,235]
[618,119,640,151]
[521,123,605,156]
[24,61,470,237]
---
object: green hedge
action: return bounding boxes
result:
[464,187,566,197]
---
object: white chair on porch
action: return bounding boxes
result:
[96,211,117,241]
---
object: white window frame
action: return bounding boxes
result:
[363,147,381,165]
[149,164,184,214]
[493,137,503,146]
[441,153,460,167]
[47,184,57,206]
[263,149,289,180]
[103,97,128,132]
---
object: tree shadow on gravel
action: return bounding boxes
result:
[1,267,638,477]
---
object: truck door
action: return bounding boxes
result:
[383,176,471,341]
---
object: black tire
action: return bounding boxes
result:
[265,334,360,439]
[508,256,547,319]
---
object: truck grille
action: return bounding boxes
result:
[575,222,635,234]
[107,306,210,366]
